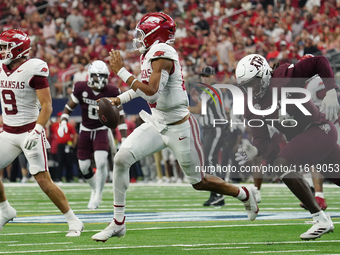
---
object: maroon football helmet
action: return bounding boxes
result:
[0,29,31,65]
[133,12,176,53]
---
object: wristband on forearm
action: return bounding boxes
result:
[117,67,133,83]
[60,113,69,122]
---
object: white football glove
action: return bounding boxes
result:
[235,144,258,165]
[24,125,43,150]
[57,120,68,137]
[320,89,339,121]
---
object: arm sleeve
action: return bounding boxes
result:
[293,56,338,91]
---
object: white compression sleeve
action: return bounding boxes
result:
[117,89,139,105]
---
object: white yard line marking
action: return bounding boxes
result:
[2,222,340,236]
[251,250,317,254]
[0,241,337,254]
[7,242,73,246]
[183,246,250,250]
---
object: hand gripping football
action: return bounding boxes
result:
[97,98,120,129]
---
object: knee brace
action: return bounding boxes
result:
[78,159,93,179]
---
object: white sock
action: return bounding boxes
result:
[112,148,135,223]
[114,204,125,222]
[311,210,328,222]
[0,200,10,211]
[64,209,79,223]
[236,187,247,201]
[315,192,324,199]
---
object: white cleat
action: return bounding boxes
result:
[0,206,17,231]
[255,190,262,203]
[300,214,334,240]
[241,186,259,221]
[66,219,84,237]
[92,217,126,242]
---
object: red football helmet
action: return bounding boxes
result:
[133,12,176,53]
[0,29,31,65]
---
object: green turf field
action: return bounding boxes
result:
[0,182,339,254]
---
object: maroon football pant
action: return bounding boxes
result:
[277,121,340,183]
[77,129,110,160]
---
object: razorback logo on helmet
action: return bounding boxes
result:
[144,16,161,24]
[250,56,264,71]
[13,33,27,40]
[40,67,48,72]
[153,51,165,57]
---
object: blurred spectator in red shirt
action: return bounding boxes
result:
[266,43,280,60]
[181,29,199,55]
[50,112,77,182]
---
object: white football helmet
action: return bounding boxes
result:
[87,60,110,90]
[235,54,272,100]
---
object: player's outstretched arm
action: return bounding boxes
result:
[108,49,172,104]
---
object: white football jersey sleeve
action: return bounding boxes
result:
[140,43,189,124]
[0,58,49,127]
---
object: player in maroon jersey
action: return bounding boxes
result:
[235,54,340,240]
[58,60,127,209]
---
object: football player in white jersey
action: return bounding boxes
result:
[92,12,259,242]
[0,29,83,236]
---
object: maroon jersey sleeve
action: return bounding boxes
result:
[292,56,338,90]
[29,76,49,89]
[72,81,86,102]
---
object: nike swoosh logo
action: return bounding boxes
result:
[179,137,187,140]
[17,70,23,72]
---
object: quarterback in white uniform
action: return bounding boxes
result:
[92,12,259,242]
[0,29,83,236]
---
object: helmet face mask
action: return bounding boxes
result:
[133,29,147,53]
[133,12,176,54]
[0,29,31,65]
[87,60,110,90]
[236,54,272,100]
[238,75,266,100]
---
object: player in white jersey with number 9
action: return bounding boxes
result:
[0,29,83,236]
[92,12,259,242]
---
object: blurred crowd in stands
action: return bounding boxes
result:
[2,0,340,98]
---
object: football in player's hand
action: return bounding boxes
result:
[97,98,120,129]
